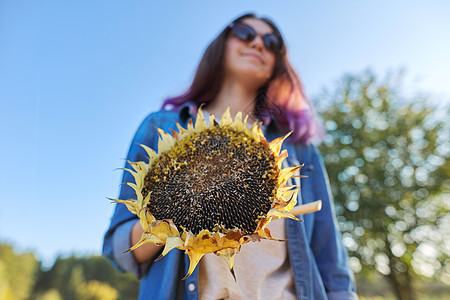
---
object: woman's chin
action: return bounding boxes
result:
[243,72,270,87]
[231,67,269,84]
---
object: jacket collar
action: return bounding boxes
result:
[176,101,281,133]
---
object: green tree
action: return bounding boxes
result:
[0,262,15,300]
[318,70,450,300]
[0,243,39,300]
[77,280,118,300]
[32,255,139,300]
[34,289,62,300]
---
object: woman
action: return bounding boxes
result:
[103,13,357,300]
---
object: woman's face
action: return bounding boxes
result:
[223,18,277,89]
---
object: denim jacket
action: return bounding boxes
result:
[103,104,358,300]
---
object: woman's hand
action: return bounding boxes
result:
[131,221,163,264]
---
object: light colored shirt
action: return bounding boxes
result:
[198,218,297,300]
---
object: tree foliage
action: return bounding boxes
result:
[31,255,139,300]
[0,243,39,300]
[76,280,118,300]
[0,243,139,300]
[318,70,450,300]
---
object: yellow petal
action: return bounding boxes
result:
[176,122,188,135]
[232,111,245,132]
[283,188,299,212]
[139,207,155,229]
[195,107,208,132]
[108,198,140,215]
[160,236,185,257]
[141,190,152,208]
[276,150,288,169]
[157,128,175,153]
[278,165,302,184]
[243,115,249,127]
[215,247,239,271]
[188,230,220,252]
[124,231,165,254]
[147,220,180,239]
[267,208,299,221]
[220,107,232,126]
[121,167,144,190]
[234,111,243,123]
[256,227,286,242]
[183,249,205,280]
[276,183,295,199]
[215,247,239,280]
[268,132,291,156]
[250,122,264,140]
[122,182,144,204]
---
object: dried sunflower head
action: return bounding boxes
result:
[111,107,302,279]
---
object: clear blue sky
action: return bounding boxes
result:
[1,1,449,266]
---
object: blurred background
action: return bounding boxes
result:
[0,1,449,299]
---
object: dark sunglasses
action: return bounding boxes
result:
[228,22,282,53]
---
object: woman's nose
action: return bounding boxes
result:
[249,35,264,51]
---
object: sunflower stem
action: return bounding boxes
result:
[289,200,322,216]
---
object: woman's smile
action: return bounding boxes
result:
[242,51,264,64]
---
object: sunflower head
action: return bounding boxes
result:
[111,107,302,279]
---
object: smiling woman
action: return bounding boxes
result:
[221,18,277,89]
[103,12,357,300]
